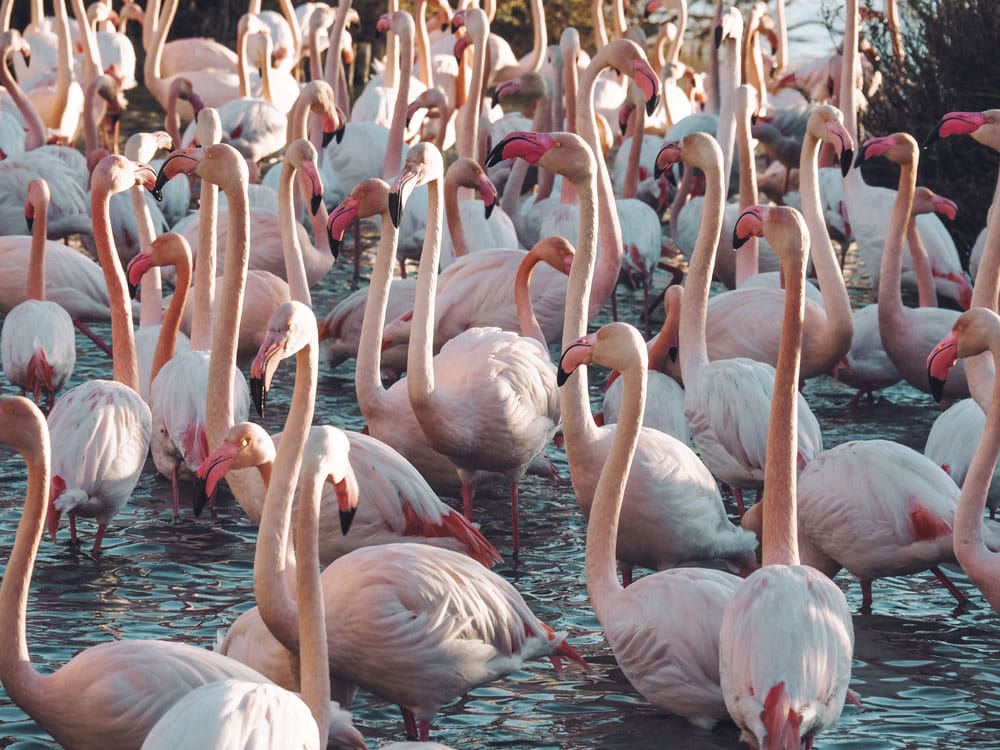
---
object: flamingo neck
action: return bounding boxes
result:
[129,183,164,327]
[972,169,1000,310]
[322,0,353,112]
[382,15,413,180]
[761,232,806,568]
[383,0,400,90]
[50,0,74,125]
[578,50,624,320]
[206,174,250,449]
[26,200,46,302]
[954,340,1000,592]
[279,161,312,306]
[592,0,608,49]
[355,204,399,417]
[149,251,191,384]
[237,26,252,100]
[523,0,546,74]
[0,45,46,150]
[648,309,679,374]
[667,0,687,65]
[93,185,140,391]
[277,0,302,64]
[678,145,725,384]
[443,172,469,257]
[774,0,787,73]
[145,0,176,92]
[0,421,50,718]
[906,218,938,307]
[255,331,319,658]
[258,48,274,105]
[514,250,546,344]
[407,173,444,419]
[839,0,858,146]
[414,0,433,86]
[622,102,643,200]
[716,30,741,196]
[733,91,759,286]
[190,178,218,351]
[798,130,853,370]
[457,25,487,162]
[877,155,916,324]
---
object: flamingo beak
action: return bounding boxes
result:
[557,336,596,386]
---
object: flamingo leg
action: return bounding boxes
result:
[610,285,619,322]
[929,566,968,606]
[418,719,431,741]
[398,258,408,279]
[511,480,520,556]
[641,270,651,339]
[401,707,418,739]
[69,514,78,546]
[73,320,114,358]
[733,487,746,516]
[462,481,474,520]
[91,523,107,558]
[171,466,181,520]
[620,563,633,587]
[861,579,873,611]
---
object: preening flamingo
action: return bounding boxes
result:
[558,321,741,728]
[45,156,154,558]
[719,204,854,750]
[487,130,756,582]
[0,178,75,408]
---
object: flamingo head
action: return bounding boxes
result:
[732,205,766,249]
[653,140,682,179]
[321,104,347,147]
[557,332,597,386]
[477,172,497,219]
[195,423,274,516]
[492,77,522,108]
[125,248,154,299]
[376,12,392,34]
[451,9,466,32]
[326,197,357,259]
[558,323,647,387]
[453,33,470,61]
[389,143,444,228]
[715,5,743,49]
[923,110,995,148]
[630,56,660,116]
[288,141,325,216]
[618,100,633,136]
[811,105,854,176]
[331,468,360,535]
[94,155,157,199]
[485,131,555,168]
[930,194,958,221]
[152,147,204,200]
[853,134,898,168]
[249,301,315,418]
[926,329,959,403]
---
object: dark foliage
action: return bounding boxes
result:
[861,0,1000,264]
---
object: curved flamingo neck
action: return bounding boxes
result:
[457,18,487,162]
[523,0,546,74]
[592,0,608,49]
[906,218,938,307]
[761,223,806,567]
[26,196,47,301]
[407,172,445,420]
[877,152,916,326]
[279,160,312,306]
[125,158,165,327]
[514,250,545,344]
[648,297,680,373]
[586,340,645,609]
[255,325,319,658]
[190,172,219,351]
[70,0,101,88]
[578,47,625,320]
[355,201,398,417]
[145,0,176,95]
[798,126,853,371]
[622,94,644,200]
[733,89,758,286]
[0,411,51,717]
[149,246,191,384]
[840,0,859,147]
[972,170,1000,311]
[50,0,75,132]
[0,42,46,150]
[716,23,741,195]
[414,0,433,86]
[237,25,253,100]
[955,335,1000,605]
[677,141,725,384]
[667,0,687,64]
[382,13,414,180]
[93,182,139,391]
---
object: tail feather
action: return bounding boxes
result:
[26,349,56,403]
[761,681,802,750]
[402,503,503,568]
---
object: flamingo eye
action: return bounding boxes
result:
[241,438,249,448]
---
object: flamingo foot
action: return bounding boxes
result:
[929,565,968,606]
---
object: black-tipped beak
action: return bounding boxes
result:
[841,148,853,177]
[928,374,946,403]
[340,506,357,535]
[331,124,345,145]
[556,341,587,387]
[853,143,869,169]
[388,190,402,228]
[733,229,751,249]
[250,376,266,417]
[127,280,140,299]
[484,201,494,219]
[714,24,723,48]
[26,215,33,233]
[192,475,209,517]
[310,193,322,216]
[922,122,944,150]
[485,138,509,168]
[490,90,500,108]
[322,129,335,148]
[646,94,659,117]
[151,168,170,201]
[327,230,341,259]
[668,346,678,363]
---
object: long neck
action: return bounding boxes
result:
[523,0,546,73]
[93,184,139,391]
[622,101,643,200]
[144,0,160,50]
[237,27,252,100]
[382,17,413,180]
[457,27,486,162]
[954,342,1000,587]
[774,0,787,74]
[667,0,686,64]
[799,130,853,370]
[255,334,319,656]
[323,0,353,112]
[206,176,249,450]
[149,252,191,384]
[839,0,858,147]
[293,453,330,747]
[578,51,623,320]
[907,218,938,307]
[355,206,399,415]
[414,0,433,86]
[877,156,916,324]
[0,429,51,716]
[276,0,301,64]
[716,30,740,196]
[69,0,101,88]
[0,48,46,150]
[145,0,176,91]
[965,170,1000,415]
[82,78,102,159]
[560,167,601,451]
[677,147,724,384]
[407,174,444,419]
[51,0,74,129]
[592,0,608,49]
[443,172,469,257]
[279,161,312,305]
[190,177,218,351]
[26,201,46,301]
[130,185,164,327]
[514,250,545,344]
[762,235,805,567]
[383,0,399,90]
[586,348,644,610]
[733,91,758,285]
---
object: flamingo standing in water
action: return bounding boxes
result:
[45,156,154,558]
[719,205,854,749]
[1,178,75,408]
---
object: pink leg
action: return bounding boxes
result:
[401,707,417,740]
[418,719,430,742]
[642,272,651,339]
[929,566,968,606]
[621,564,633,587]
[462,481,474,520]
[610,286,619,322]
[69,514,78,546]
[511,480,520,556]
[733,487,746,516]
[171,467,181,519]
[398,259,408,279]
[73,320,114,357]
[861,579,873,610]
[91,523,107,558]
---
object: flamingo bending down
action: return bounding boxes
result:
[928,308,1000,612]
[557,322,742,728]
[1,178,75,408]
[45,157,154,558]
[719,205,854,749]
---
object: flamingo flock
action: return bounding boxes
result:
[0,0,999,749]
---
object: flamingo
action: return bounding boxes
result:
[20,0,84,143]
[557,321,742,728]
[487,130,757,583]
[144,0,238,78]
[719,204,854,750]
[0,178,75,408]
[390,142,559,555]
[928,308,1000,612]
[655,133,822,516]
[0,396,300,750]
[438,156,520,268]
[45,156,154,558]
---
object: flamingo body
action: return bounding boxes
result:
[1,300,75,403]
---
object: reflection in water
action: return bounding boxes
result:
[0,95,996,750]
